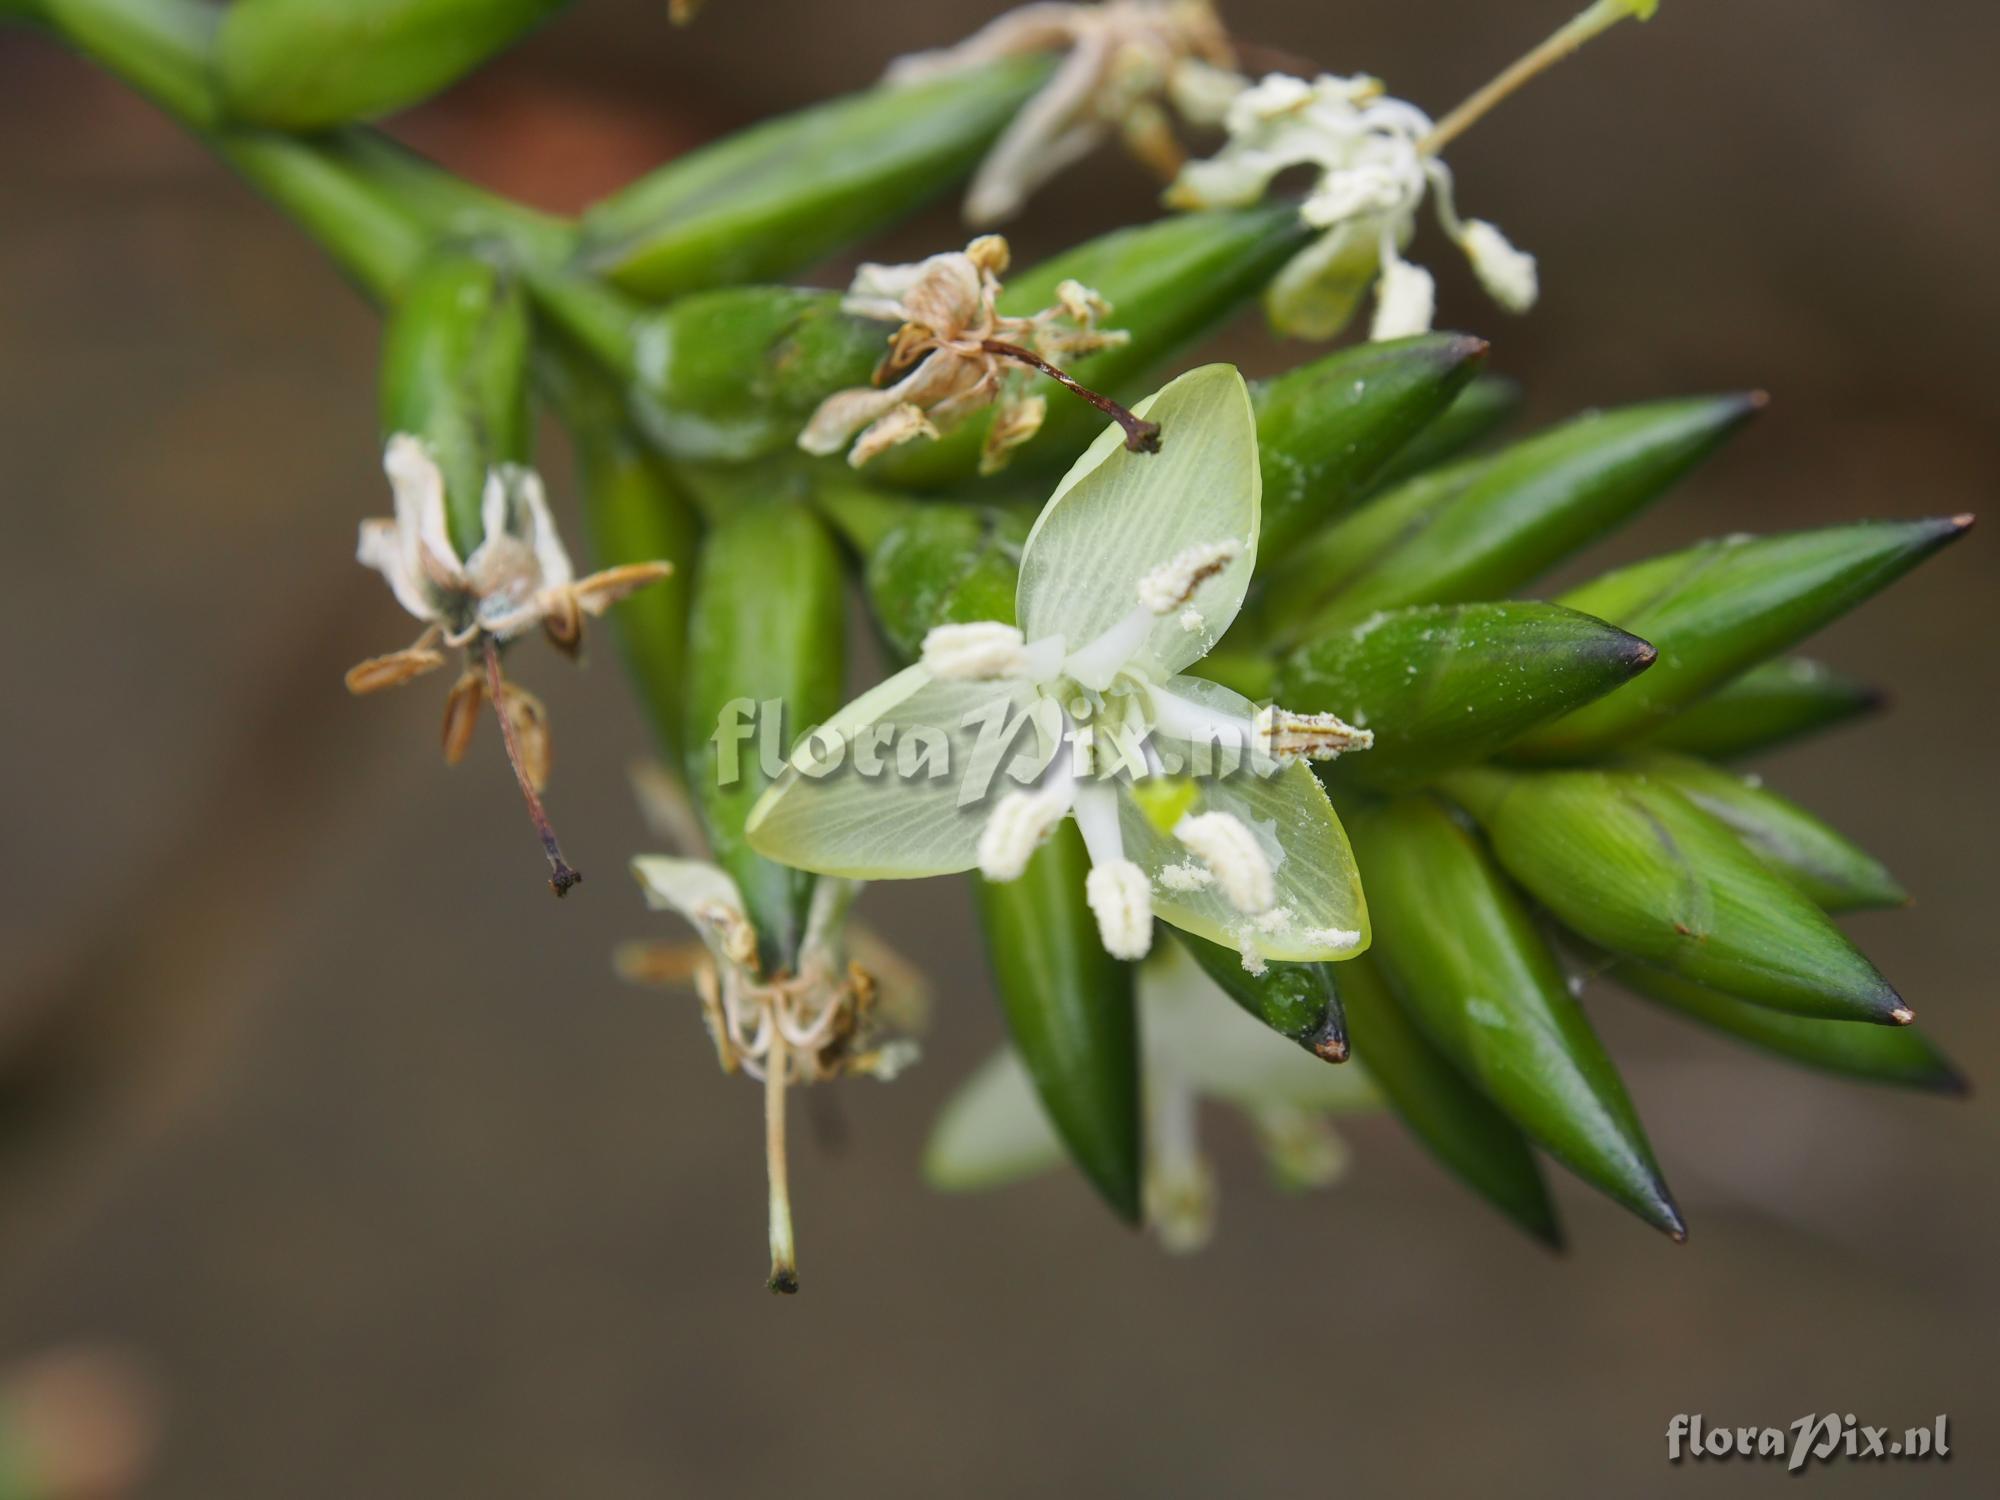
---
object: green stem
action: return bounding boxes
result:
[39,0,218,127]
[1422,0,1659,156]
[31,0,428,302]
[329,131,578,270]
[23,1,654,395]
[522,265,643,383]
[215,135,431,303]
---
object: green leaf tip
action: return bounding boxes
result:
[1351,797,1684,1240]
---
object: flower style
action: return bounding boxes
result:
[797,234,1143,475]
[1167,71,1537,341]
[757,365,1374,970]
[622,857,921,1292]
[346,434,673,892]
[925,941,1379,1251]
[887,0,1241,226]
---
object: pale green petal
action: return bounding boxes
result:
[1120,676,1370,961]
[923,1047,1066,1191]
[1144,944,1380,1110]
[746,663,1053,878]
[1264,218,1388,342]
[1017,364,1260,680]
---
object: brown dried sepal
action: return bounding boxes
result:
[345,643,446,696]
[440,670,484,766]
[497,681,553,792]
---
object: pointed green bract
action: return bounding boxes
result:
[1618,751,1906,911]
[684,500,845,971]
[1639,657,1882,759]
[823,491,1028,665]
[1602,960,1964,1093]
[622,286,881,465]
[1349,797,1682,1238]
[1514,517,1972,757]
[1341,954,1562,1247]
[1299,394,1762,633]
[1445,767,1906,1024]
[1147,946,1377,1110]
[866,207,1312,489]
[1276,602,1658,791]
[217,0,568,131]
[975,822,1143,1223]
[378,247,533,557]
[578,56,1052,299]
[1249,456,1487,640]
[1250,333,1488,554]
[1176,931,1348,1060]
[555,361,700,774]
[1363,373,1522,493]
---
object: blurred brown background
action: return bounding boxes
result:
[1,1,1996,1495]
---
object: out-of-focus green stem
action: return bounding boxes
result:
[28,0,582,305]
[31,0,432,303]
[38,0,219,127]
[329,131,578,270]
[212,135,432,302]
[520,266,645,391]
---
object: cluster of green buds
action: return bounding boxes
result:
[14,0,1974,1290]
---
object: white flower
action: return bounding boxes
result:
[1168,70,1540,341]
[797,235,1131,474]
[756,365,1373,968]
[924,941,1378,1251]
[888,0,1238,225]
[347,435,672,693]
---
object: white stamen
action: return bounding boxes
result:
[1175,811,1276,915]
[921,620,1032,680]
[1458,219,1539,313]
[1085,860,1154,960]
[1138,539,1242,615]
[976,785,1074,882]
[1256,706,1375,762]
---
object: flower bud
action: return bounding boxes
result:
[974,822,1142,1223]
